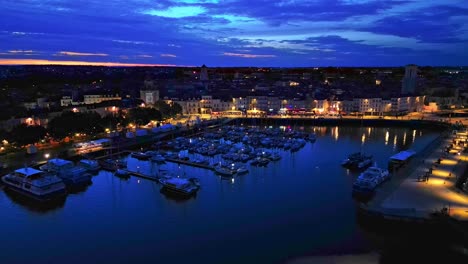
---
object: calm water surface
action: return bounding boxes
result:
[0,126,440,263]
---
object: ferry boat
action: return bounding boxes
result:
[1,167,67,201]
[159,177,199,196]
[78,159,101,174]
[42,158,91,188]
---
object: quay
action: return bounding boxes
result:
[360,130,468,223]
[164,158,214,170]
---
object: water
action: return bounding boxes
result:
[0,126,441,263]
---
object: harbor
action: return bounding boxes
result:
[0,121,466,263]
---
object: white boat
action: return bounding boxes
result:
[78,159,100,173]
[1,167,66,201]
[114,169,130,178]
[214,165,236,177]
[43,158,91,188]
[365,167,390,182]
[236,166,249,175]
[159,177,199,196]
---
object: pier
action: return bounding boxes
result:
[361,130,468,222]
[164,158,214,170]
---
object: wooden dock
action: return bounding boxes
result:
[164,158,214,170]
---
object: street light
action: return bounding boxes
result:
[44,153,50,159]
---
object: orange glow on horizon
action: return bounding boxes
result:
[0,58,180,67]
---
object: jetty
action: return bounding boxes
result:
[361,130,468,222]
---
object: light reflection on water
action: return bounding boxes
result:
[0,125,440,264]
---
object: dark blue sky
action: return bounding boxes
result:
[1,0,467,66]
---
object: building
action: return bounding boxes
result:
[140,90,159,105]
[60,94,121,106]
[200,64,209,81]
[401,64,418,94]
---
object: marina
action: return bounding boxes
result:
[0,122,466,263]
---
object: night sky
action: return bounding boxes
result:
[1,0,467,67]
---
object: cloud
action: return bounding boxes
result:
[222,52,276,58]
[0,59,179,67]
[56,51,109,56]
[137,54,153,58]
[161,53,177,57]
[8,50,35,53]
[112,39,155,45]
[141,6,206,18]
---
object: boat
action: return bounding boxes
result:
[236,166,249,175]
[151,154,166,163]
[269,153,282,161]
[257,157,270,166]
[1,167,67,201]
[388,150,416,171]
[214,165,236,177]
[78,159,101,173]
[42,158,91,188]
[114,169,130,178]
[159,177,199,196]
[365,166,391,182]
[130,152,151,160]
[341,152,373,170]
[308,133,317,143]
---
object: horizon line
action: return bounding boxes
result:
[0,59,465,68]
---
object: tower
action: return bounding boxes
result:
[401,64,417,94]
[200,64,208,81]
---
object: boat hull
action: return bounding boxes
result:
[2,181,67,202]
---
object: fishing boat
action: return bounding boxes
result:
[1,167,67,201]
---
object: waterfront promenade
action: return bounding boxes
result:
[365,131,468,221]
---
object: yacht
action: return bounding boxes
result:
[114,169,130,178]
[131,152,151,160]
[1,167,66,201]
[42,158,91,188]
[341,152,373,170]
[365,167,391,182]
[151,154,166,163]
[78,159,101,173]
[236,166,249,175]
[269,153,282,161]
[214,165,236,177]
[159,177,199,196]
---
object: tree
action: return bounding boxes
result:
[170,102,183,116]
[10,124,47,146]
[48,111,104,139]
[154,100,172,119]
[128,107,162,126]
